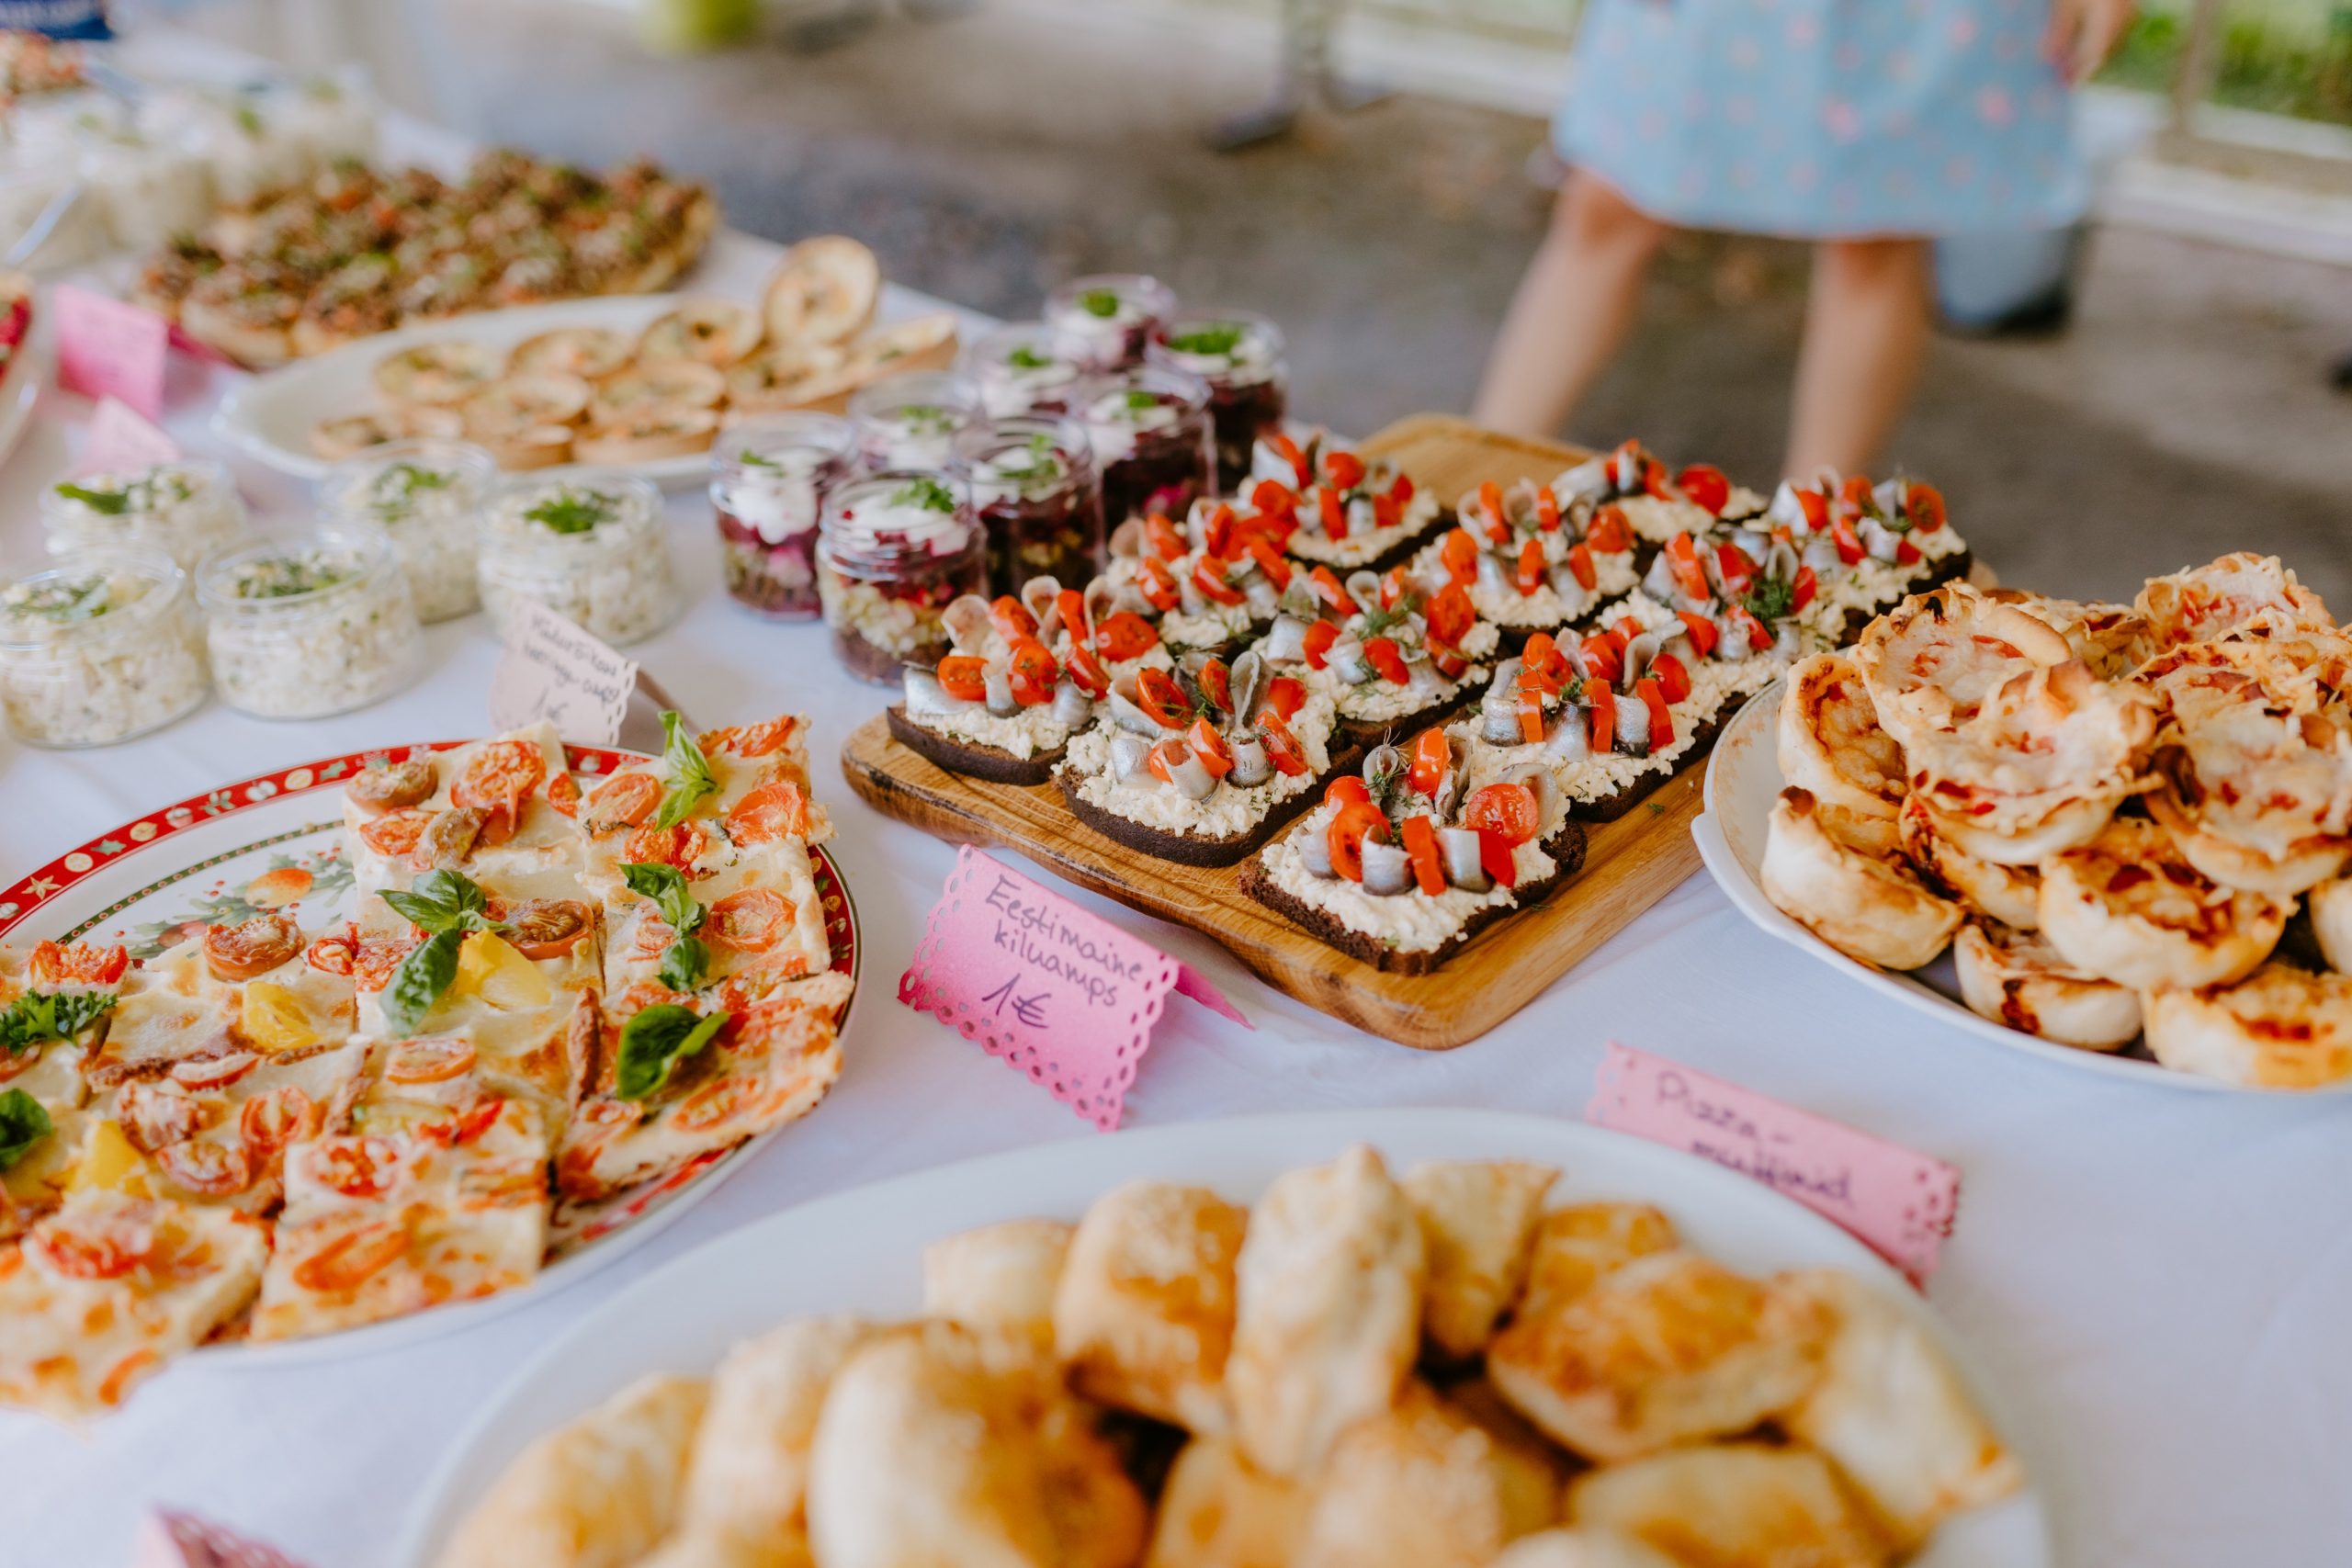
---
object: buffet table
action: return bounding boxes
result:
[3,90,2348,1568]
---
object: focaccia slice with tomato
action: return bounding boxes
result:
[0,1191,267,1417]
[0,942,119,1215]
[352,938,601,1122]
[575,715,830,905]
[555,969,851,1202]
[602,839,831,998]
[345,725,588,918]
[85,1041,366,1217]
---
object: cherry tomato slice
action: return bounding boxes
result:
[726,781,813,847]
[1425,583,1475,652]
[1258,714,1309,777]
[707,886,796,953]
[1516,672,1549,745]
[586,773,662,835]
[1308,566,1352,617]
[1477,480,1508,542]
[1650,651,1693,705]
[989,595,1037,640]
[1565,542,1599,592]
[1145,513,1188,562]
[1322,449,1366,491]
[1325,775,1373,810]
[1262,674,1307,722]
[1302,620,1340,671]
[1587,503,1633,554]
[1521,632,1568,689]
[315,1137,402,1200]
[1840,473,1875,508]
[624,820,711,873]
[204,914,302,983]
[1327,801,1390,884]
[503,898,593,959]
[1792,565,1818,614]
[1676,610,1720,659]
[28,940,129,988]
[1250,478,1296,518]
[450,739,546,819]
[1831,513,1865,566]
[1463,782,1540,848]
[1363,637,1410,684]
[1242,534,1293,590]
[1199,502,1238,558]
[1580,634,1624,687]
[1535,487,1562,533]
[1139,555,1182,612]
[357,810,431,859]
[1063,642,1109,699]
[384,1036,476,1084]
[1186,717,1235,780]
[1664,531,1711,601]
[1440,526,1479,586]
[292,1221,409,1292]
[710,716,798,759]
[1133,668,1191,730]
[1678,463,1731,514]
[1004,637,1058,698]
[1389,471,1415,505]
[1906,481,1946,533]
[936,654,989,703]
[1407,728,1452,797]
[1093,611,1159,663]
[156,1138,254,1199]
[1193,556,1245,605]
[1516,537,1545,595]
[1193,658,1233,716]
[546,773,582,818]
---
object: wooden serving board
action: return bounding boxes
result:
[840,414,1708,1050]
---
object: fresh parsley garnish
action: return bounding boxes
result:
[0,989,118,1056]
[1166,321,1246,357]
[650,711,718,830]
[53,481,130,516]
[1356,595,1420,641]
[1077,288,1120,319]
[622,861,708,992]
[8,574,117,625]
[740,447,778,468]
[230,552,354,600]
[380,870,505,1037]
[1006,344,1053,370]
[525,492,616,536]
[1123,389,1160,412]
[898,404,957,436]
[888,477,958,514]
[615,1004,729,1100]
[0,1089,51,1171]
[1742,576,1796,624]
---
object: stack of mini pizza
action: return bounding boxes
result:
[0,715,853,1417]
[312,236,956,470]
[437,1144,2021,1568]
[888,438,1975,974]
[1763,554,2352,1089]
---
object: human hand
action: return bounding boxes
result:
[2044,0,2138,85]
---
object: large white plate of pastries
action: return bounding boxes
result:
[399,1107,2047,1568]
[1696,554,2352,1094]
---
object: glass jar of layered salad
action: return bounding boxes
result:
[319,439,495,624]
[712,414,857,619]
[1079,367,1216,535]
[40,460,252,572]
[1046,273,1175,370]
[847,371,984,472]
[962,321,1092,419]
[1148,310,1287,493]
[481,473,677,648]
[955,416,1105,598]
[0,555,209,748]
[817,470,987,684]
[198,535,421,720]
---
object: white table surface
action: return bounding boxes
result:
[4,91,2349,1568]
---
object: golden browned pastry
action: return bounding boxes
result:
[1762,787,1962,972]
[1903,660,2157,865]
[2037,817,2287,991]
[1852,581,2072,754]
[1774,1269,2025,1551]
[1953,921,2142,1050]
[375,340,506,407]
[1566,1443,1890,1568]
[1144,1438,1307,1568]
[1512,1203,1680,1322]
[804,1322,1148,1568]
[723,343,857,418]
[1778,651,1905,822]
[639,299,765,369]
[2133,551,2333,653]
[1226,1145,1426,1478]
[763,236,882,346]
[434,1373,707,1568]
[673,1315,876,1555]
[2312,874,2352,973]
[2140,962,2352,1089]
[1900,794,2040,930]
[1985,591,2146,678]
[1052,1180,1248,1435]
[1486,1251,1830,1464]
[1291,1382,1558,1568]
[922,1218,1072,1350]
[1487,1530,1684,1568]
[1400,1158,1557,1362]
[511,325,637,381]
[843,311,960,379]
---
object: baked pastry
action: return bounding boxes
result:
[763,235,882,346]
[1487,1250,1829,1463]
[922,1218,1071,1349]
[1145,1438,1307,1568]
[1565,1442,1889,1568]
[1762,786,1963,971]
[2037,817,2287,991]
[1986,590,2146,678]
[512,325,637,381]
[1852,581,2072,753]
[1774,1269,2025,1551]
[1052,1180,1248,1434]
[1953,920,2142,1050]
[2133,551,2332,653]
[375,341,505,407]
[1778,651,1905,822]
[1487,1530,1683,1568]
[1292,1382,1558,1568]
[1226,1145,1426,1477]
[1512,1202,1680,1321]
[1899,793,2040,930]
[804,1323,1148,1568]
[2141,962,2352,1089]
[673,1315,877,1554]
[1902,660,2157,865]
[639,300,765,369]
[1401,1157,1557,1360]
[433,1372,707,1568]
[2311,874,2352,973]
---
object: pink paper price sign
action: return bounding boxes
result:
[899,846,1248,1130]
[53,284,170,419]
[1587,1043,1960,1286]
[134,1510,314,1568]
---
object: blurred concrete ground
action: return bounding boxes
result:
[200,0,2352,607]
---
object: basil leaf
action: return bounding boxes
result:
[0,1089,51,1170]
[382,929,465,1037]
[382,869,497,936]
[0,989,118,1056]
[621,861,704,936]
[651,711,718,830]
[656,933,709,993]
[615,1003,728,1101]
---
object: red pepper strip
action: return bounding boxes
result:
[1589,682,1618,753]
[1400,815,1446,897]
[1636,677,1673,750]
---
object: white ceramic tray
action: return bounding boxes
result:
[0,738,863,1367]
[1692,680,2351,1095]
[395,1107,2051,1568]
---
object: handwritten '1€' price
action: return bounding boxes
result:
[980,975,1049,1028]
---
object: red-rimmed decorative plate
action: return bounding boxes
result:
[0,740,861,1365]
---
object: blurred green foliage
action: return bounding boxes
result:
[2098,2,2352,126]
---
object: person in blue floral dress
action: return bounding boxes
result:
[1475,0,2135,478]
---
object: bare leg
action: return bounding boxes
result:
[1472,173,1670,440]
[1784,236,1933,479]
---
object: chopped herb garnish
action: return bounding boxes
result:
[740,447,778,468]
[897,404,958,437]
[1166,321,1247,357]
[524,491,617,536]
[52,481,130,516]
[888,477,958,514]
[1005,344,1054,370]
[6,574,119,625]
[1742,575,1796,624]
[1077,288,1121,319]
[0,989,118,1056]
[1123,389,1160,412]
[229,551,356,600]
[1355,595,1420,641]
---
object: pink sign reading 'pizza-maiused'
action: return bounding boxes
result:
[900,846,1249,1130]
[134,1510,313,1568]
[1587,1043,1960,1286]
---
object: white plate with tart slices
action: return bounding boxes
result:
[397,1108,2049,1568]
[1696,614,2352,1098]
[0,722,860,1417]
[213,234,958,485]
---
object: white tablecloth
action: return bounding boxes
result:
[4,104,2348,1568]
